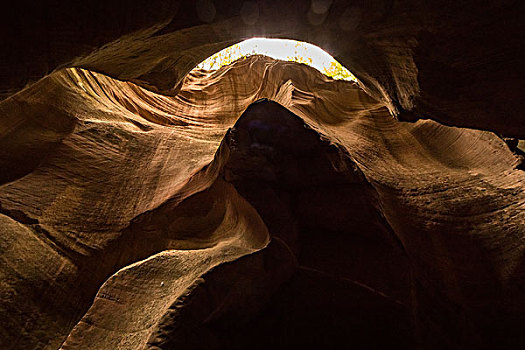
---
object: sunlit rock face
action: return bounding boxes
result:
[2,1,524,137]
[0,1,524,349]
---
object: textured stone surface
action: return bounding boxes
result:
[1,55,523,349]
[0,2,524,348]
[2,1,524,137]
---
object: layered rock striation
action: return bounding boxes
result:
[0,53,523,349]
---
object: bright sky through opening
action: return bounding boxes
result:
[196,38,355,81]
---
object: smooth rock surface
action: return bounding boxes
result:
[0,28,524,349]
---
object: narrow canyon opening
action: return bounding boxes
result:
[1,2,524,350]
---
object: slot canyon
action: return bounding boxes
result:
[0,1,524,349]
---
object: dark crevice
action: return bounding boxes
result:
[146,99,414,349]
[296,265,408,308]
[0,202,38,225]
[0,202,90,264]
[501,137,525,170]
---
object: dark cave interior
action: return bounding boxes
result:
[0,1,524,349]
[146,99,415,350]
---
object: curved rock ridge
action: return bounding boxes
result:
[3,1,524,138]
[0,55,523,349]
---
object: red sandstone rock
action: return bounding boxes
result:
[0,3,524,346]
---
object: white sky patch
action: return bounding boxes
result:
[196,38,355,81]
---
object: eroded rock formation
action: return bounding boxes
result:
[1,1,524,349]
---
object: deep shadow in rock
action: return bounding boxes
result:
[146,100,414,349]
